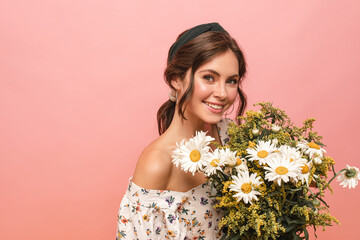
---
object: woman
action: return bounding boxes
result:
[116,22,247,239]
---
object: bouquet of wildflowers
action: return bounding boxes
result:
[171,102,359,240]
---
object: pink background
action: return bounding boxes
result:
[1,0,359,239]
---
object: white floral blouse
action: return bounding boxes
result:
[116,118,234,240]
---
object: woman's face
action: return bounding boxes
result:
[177,49,240,124]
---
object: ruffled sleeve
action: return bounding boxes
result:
[116,179,188,239]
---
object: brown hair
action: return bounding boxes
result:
[157,30,247,135]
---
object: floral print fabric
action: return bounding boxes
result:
[116,118,234,240]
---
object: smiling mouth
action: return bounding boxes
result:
[202,101,224,110]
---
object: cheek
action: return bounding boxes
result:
[227,88,238,104]
[193,81,212,99]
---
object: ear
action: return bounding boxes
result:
[170,78,181,90]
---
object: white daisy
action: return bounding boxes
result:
[235,158,249,173]
[296,140,326,159]
[222,148,238,167]
[221,148,239,174]
[229,171,262,205]
[263,155,302,186]
[171,138,186,166]
[203,148,226,176]
[337,164,360,189]
[171,131,214,175]
[246,140,278,165]
[278,145,303,163]
[194,131,216,147]
[297,161,313,186]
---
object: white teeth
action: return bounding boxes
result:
[204,102,223,109]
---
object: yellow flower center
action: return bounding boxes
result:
[210,159,219,167]
[307,142,320,150]
[275,166,289,175]
[301,164,309,174]
[290,158,294,162]
[257,150,269,158]
[190,150,201,162]
[241,183,252,194]
[236,158,242,166]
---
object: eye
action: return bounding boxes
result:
[227,79,239,85]
[203,75,215,82]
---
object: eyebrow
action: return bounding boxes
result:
[198,69,239,79]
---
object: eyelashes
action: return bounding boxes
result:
[203,75,239,85]
[228,79,239,84]
[203,75,214,81]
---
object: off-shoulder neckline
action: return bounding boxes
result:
[129,177,209,194]
[128,119,232,194]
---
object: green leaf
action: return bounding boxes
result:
[303,229,309,240]
[303,199,316,211]
[289,219,306,225]
[288,188,302,192]
[283,223,297,233]
[313,225,318,238]
[291,231,304,240]
[284,215,291,225]
[317,196,329,207]
[220,234,228,240]
[230,234,241,240]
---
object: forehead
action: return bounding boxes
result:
[196,50,239,76]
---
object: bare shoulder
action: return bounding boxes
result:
[132,139,173,190]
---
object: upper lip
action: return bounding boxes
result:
[203,101,225,106]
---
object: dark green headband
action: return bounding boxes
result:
[167,22,228,64]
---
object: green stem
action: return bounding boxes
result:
[279,184,286,212]
[304,185,317,198]
[289,190,295,202]
[308,169,347,198]
[331,164,336,176]
[218,170,227,182]
[327,169,347,186]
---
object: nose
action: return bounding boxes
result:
[213,82,227,100]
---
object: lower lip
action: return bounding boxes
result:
[203,102,223,114]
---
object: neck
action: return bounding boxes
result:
[164,106,215,142]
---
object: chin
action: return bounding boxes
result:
[202,113,223,124]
